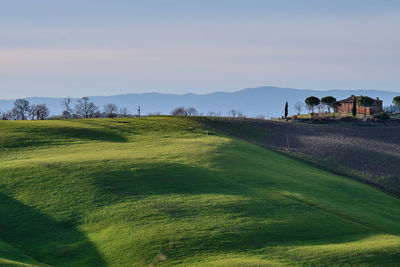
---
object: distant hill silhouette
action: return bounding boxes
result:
[0,86,398,118]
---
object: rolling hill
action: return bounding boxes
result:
[0,117,399,266]
[195,117,400,197]
[0,86,399,118]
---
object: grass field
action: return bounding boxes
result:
[0,117,399,266]
[196,117,400,197]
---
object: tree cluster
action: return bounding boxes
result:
[304,96,339,115]
[1,99,50,120]
[62,97,132,119]
[0,96,133,120]
[171,107,198,116]
[228,109,245,118]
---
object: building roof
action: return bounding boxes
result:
[337,95,381,104]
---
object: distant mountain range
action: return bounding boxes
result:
[0,86,399,118]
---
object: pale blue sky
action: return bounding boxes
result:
[1,0,399,98]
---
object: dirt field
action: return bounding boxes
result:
[195,117,400,197]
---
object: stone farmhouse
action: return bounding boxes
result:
[334,95,383,115]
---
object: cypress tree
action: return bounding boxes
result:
[352,98,357,117]
[285,101,288,118]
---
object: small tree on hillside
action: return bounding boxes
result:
[321,96,336,113]
[352,97,357,117]
[228,109,238,117]
[305,96,320,114]
[119,107,129,118]
[12,99,31,120]
[294,101,303,115]
[284,101,288,118]
[30,104,49,120]
[104,104,118,118]
[186,107,198,116]
[393,96,400,111]
[357,96,375,117]
[171,107,187,116]
[75,97,98,118]
[62,97,72,118]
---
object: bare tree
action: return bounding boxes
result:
[75,97,98,118]
[62,97,73,118]
[30,104,39,120]
[229,109,237,117]
[31,104,49,120]
[29,104,38,120]
[104,104,118,118]
[186,107,198,116]
[171,107,187,116]
[2,111,13,120]
[12,99,31,120]
[119,107,129,118]
[294,101,303,115]
[37,104,50,120]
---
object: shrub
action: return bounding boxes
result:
[374,112,390,121]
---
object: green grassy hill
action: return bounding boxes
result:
[0,117,399,266]
[195,117,400,197]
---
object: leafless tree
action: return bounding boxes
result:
[119,107,129,117]
[62,97,73,118]
[30,104,49,120]
[228,109,237,117]
[186,107,198,116]
[75,97,98,118]
[104,104,118,118]
[294,101,303,115]
[2,111,13,120]
[171,107,187,116]
[12,99,31,120]
[29,105,37,120]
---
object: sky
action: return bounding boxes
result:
[0,0,400,99]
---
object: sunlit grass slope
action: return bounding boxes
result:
[0,117,399,266]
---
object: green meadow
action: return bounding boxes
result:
[0,117,399,266]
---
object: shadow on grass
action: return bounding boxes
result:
[194,117,400,197]
[0,193,106,266]
[92,162,250,197]
[1,126,128,149]
[91,160,399,265]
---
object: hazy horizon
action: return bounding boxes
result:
[1,0,400,98]
[0,86,399,101]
